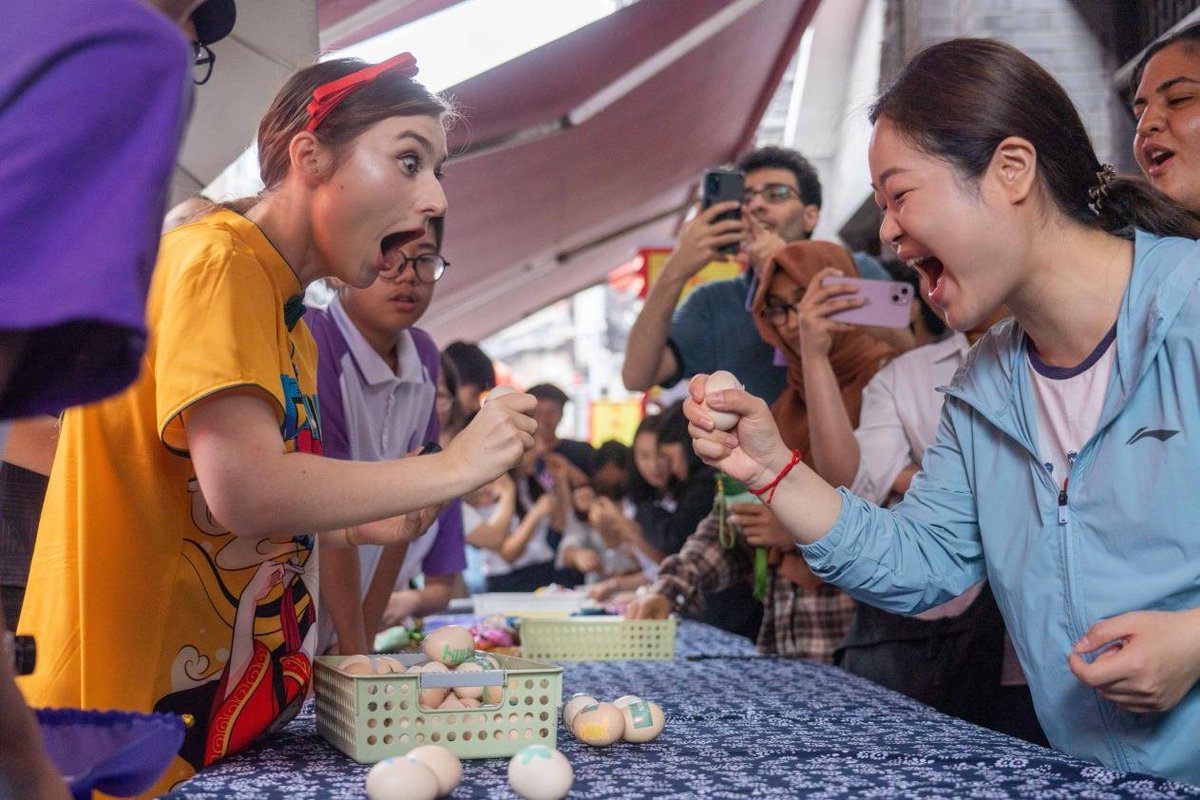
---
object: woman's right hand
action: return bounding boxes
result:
[446,392,537,488]
[684,374,793,489]
[624,593,671,620]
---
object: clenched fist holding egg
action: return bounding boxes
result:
[703,370,743,430]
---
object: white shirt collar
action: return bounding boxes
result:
[328,294,423,387]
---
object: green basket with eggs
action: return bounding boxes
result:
[314,651,562,763]
[518,616,677,661]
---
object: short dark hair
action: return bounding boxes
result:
[1130,21,1200,98]
[443,341,495,390]
[737,146,822,208]
[526,383,569,407]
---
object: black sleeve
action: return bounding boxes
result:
[654,471,717,556]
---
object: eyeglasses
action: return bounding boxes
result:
[758,303,800,325]
[743,183,801,205]
[380,253,449,283]
[192,42,216,86]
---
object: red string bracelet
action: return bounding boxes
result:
[747,449,801,506]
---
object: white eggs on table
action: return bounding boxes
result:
[365,755,440,800]
[406,745,462,798]
[422,625,476,667]
[508,744,573,800]
[703,370,743,431]
[619,699,666,743]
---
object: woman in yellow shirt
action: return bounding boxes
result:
[18,54,536,794]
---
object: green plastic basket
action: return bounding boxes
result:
[315,652,562,763]
[519,616,677,661]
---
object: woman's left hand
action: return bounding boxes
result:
[795,267,863,358]
[1067,608,1200,713]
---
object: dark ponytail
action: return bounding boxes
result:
[870,38,1200,240]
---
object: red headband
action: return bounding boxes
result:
[305,52,419,133]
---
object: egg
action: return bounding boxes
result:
[480,682,504,705]
[365,755,439,800]
[373,656,406,674]
[410,660,449,674]
[437,695,465,710]
[703,370,743,431]
[418,686,448,710]
[458,697,481,709]
[611,694,642,709]
[472,653,501,670]
[485,385,517,403]
[619,699,665,743]
[339,655,376,676]
[452,661,484,700]
[561,693,597,728]
[422,626,476,667]
[570,702,625,747]
[406,745,462,798]
[507,744,573,800]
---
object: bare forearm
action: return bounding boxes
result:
[752,453,845,545]
[199,449,475,539]
[802,354,860,489]
[622,268,688,391]
[320,547,369,655]
[411,578,455,617]
[362,544,408,642]
[499,511,544,563]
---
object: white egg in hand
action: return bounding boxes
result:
[365,755,439,800]
[704,370,742,431]
[485,385,517,403]
[508,744,573,800]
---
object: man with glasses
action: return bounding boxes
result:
[306,218,465,657]
[623,146,890,402]
[0,2,234,797]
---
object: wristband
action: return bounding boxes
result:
[747,449,801,506]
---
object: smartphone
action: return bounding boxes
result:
[702,168,745,256]
[418,441,443,456]
[821,276,914,329]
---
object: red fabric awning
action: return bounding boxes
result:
[329,0,822,343]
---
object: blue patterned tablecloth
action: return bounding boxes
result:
[166,621,1200,799]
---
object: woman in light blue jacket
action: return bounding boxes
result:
[685,38,1200,784]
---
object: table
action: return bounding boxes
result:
[167,621,1200,798]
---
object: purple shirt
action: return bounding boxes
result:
[0,0,191,418]
[307,300,466,580]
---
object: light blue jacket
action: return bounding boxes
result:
[803,230,1200,784]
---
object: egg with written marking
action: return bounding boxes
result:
[571,702,625,747]
[508,744,573,800]
[422,626,475,667]
[365,755,439,800]
[619,699,665,743]
[406,745,462,798]
[704,370,743,431]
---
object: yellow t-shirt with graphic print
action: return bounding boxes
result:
[18,209,322,795]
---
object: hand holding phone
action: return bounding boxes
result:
[820,276,914,329]
[702,168,745,256]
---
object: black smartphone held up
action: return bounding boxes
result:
[702,168,745,256]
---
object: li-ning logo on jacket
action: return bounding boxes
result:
[1125,426,1181,445]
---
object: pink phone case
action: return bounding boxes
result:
[820,276,914,328]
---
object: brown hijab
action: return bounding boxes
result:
[750,241,896,588]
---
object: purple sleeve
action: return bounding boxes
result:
[307,306,353,460]
[411,327,441,446]
[422,498,466,576]
[0,7,190,416]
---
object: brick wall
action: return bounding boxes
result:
[880,0,1134,170]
